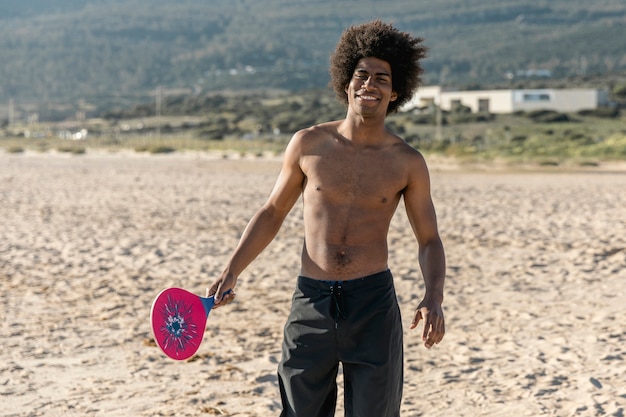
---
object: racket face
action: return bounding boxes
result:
[151,288,208,360]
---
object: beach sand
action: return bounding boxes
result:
[1,151,625,416]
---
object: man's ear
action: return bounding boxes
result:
[390,91,398,102]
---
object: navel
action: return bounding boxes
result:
[334,249,352,267]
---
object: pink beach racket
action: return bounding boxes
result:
[150,287,230,360]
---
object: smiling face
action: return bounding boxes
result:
[345,57,398,119]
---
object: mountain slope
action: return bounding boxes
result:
[0,0,624,114]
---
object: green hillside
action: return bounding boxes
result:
[1,0,624,119]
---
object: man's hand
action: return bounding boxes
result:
[206,273,237,308]
[410,298,445,349]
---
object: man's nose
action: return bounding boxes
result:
[362,76,375,89]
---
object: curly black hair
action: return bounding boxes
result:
[330,20,428,114]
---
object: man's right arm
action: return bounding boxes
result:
[208,131,306,305]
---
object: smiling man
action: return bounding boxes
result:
[208,20,446,417]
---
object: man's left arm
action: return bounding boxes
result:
[403,152,446,349]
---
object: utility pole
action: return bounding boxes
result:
[436,89,442,142]
[436,67,448,142]
[8,98,14,129]
[156,85,162,143]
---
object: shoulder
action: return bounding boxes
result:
[385,134,431,188]
[387,132,428,169]
[282,121,341,167]
[292,121,340,142]
[286,121,341,153]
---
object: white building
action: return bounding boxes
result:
[403,86,609,114]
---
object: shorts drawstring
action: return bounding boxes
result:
[328,281,345,323]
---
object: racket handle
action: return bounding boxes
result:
[201,289,232,315]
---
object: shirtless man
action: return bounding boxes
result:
[208,20,445,417]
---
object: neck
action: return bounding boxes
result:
[339,110,388,144]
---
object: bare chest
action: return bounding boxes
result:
[301,150,406,204]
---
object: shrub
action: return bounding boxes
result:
[448,112,493,124]
[527,110,571,123]
[148,145,176,154]
[198,128,226,140]
[612,83,626,100]
[57,145,86,154]
[538,159,560,166]
[7,146,24,153]
[411,113,437,125]
[578,107,619,119]
[564,131,593,144]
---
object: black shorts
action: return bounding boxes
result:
[278,270,403,417]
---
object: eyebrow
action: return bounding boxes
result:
[355,68,391,78]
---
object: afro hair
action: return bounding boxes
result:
[330,20,428,114]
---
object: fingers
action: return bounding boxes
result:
[213,291,236,308]
[214,281,224,303]
[423,314,445,349]
[207,273,237,307]
[205,284,219,300]
[206,284,236,308]
[420,308,432,346]
[409,309,423,330]
[412,307,445,349]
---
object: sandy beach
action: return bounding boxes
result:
[1,151,625,417]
